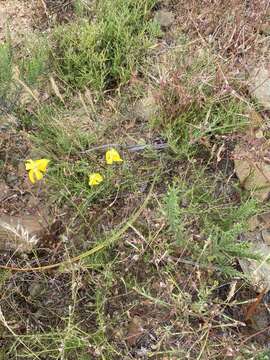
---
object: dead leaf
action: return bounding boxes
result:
[245,289,267,321]
[125,316,144,346]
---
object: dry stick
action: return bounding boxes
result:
[0,176,156,272]
[40,0,49,17]
[239,325,270,347]
[81,142,168,154]
[13,74,39,104]
[0,308,40,360]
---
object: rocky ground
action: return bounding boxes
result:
[1,1,270,359]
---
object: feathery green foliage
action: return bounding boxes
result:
[163,183,186,245]
[162,170,260,277]
[52,0,159,92]
[19,39,49,86]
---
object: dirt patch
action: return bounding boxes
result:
[0,0,36,43]
[174,0,270,67]
[0,0,77,44]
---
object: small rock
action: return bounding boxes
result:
[134,94,158,122]
[28,281,47,299]
[259,213,270,227]
[0,215,45,253]
[5,174,18,186]
[154,10,174,28]
[260,23,270,36]
[126,316,144,346]
[239,241,270,292]
[234,142,270,201]
[239,212,270,291]
[250,66,270,109]
[248,213,270,232]
[205,24,215,36]
[248,215,261,231]
[262,229,270,245]
[235,158,270,201]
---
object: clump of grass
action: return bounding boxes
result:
[163,183,186,245]
[163,97,248,159]
[152,48,249,159]
[0,37,49,123]
[0,42,13,98]
[19,38,49,86]
[52,0,159,92]
[162,168,260,277]
[29,105,96,157]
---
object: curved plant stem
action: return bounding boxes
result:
[0,176,156,272]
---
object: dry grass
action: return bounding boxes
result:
[1,1,270,359]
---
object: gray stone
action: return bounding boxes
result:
[239,241,270,292]
[239,212,270,292]
[0,215,44,253]
[234,142,270,202]
[250,66,270,109]
[134,94,158,122]
[154,10,174,28]
[260,23,270,36]
[5,174,18,186]
[29,281,47,299]
[262,229,270,245]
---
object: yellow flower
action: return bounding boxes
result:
[105,148,123,165]
[89,173,103,186]
[25,159,50,184]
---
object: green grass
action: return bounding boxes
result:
[162,166,261,277]
[29,105,97,156]
[157,86,248,159]
[0,42,13,98]
[19,38,49,86]
[52,0,159,92]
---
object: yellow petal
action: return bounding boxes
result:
[34,169,44,181]
[89,173,103,186]
[105,148,123,165]
[28,169,36,184]
[25,159,34,170]
[35,159,50,173]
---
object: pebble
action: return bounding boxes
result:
[154,10,174,28]
[250,66,270,109]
